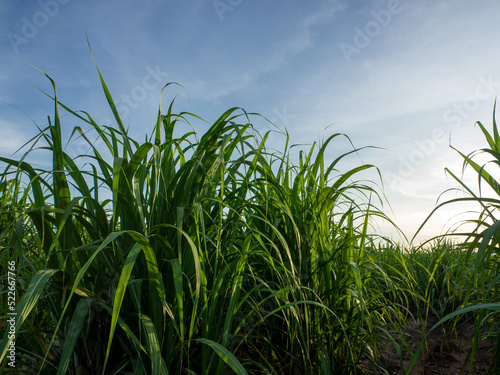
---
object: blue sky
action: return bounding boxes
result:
[2,0,500,243]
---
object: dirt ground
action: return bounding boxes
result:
[376,316,495,375]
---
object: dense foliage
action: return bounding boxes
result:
[0,65,498,374]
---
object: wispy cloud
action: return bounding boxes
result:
[2,0,500,242]
[0,119,32,156]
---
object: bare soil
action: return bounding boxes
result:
[377,315,495,375]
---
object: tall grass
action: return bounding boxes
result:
[2,61,498,374]
[408,106,500,375]
[0,63,409,374]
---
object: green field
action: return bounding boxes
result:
[0,66,499,374]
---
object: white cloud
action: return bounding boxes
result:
[177,1,346,101]
[3,0,500,242]
[0,120,31,156]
